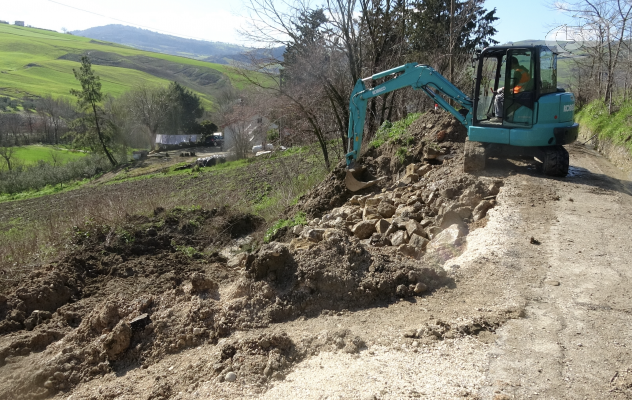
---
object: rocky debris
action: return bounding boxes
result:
[402,308,525,342]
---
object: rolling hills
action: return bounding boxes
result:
[71,24,285,65]
[0,23,249,106]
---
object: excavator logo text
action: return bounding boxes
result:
[372,87,386,95]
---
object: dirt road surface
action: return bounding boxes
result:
[52,143,632,400]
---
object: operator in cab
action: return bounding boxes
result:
[491,56,532,122]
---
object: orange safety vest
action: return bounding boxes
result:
[513,67,530,94]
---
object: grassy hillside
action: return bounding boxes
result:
[576,99,632,154]
[12,145,88,166]
[0,24,252,106]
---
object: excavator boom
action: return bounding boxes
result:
[344,63,473,191]
[346,63,473,170]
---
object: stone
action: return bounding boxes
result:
[473,200,496,221]
[190,273,217,291]
[370,233,387,247]
[427,224,468,253]
[400,173,419,185]
[363,206,381,221]
[396,284,409,297]
[227,253,248,269]
[310,218,320,226]
[455,206,473,220]
[377,202,397,218]
[398,244,420,259]
[487,180,504,196]
[390,230,409,246]
[414,282,427,294]
[424,146,441,160]
[439,210,467,230]
[306,228,326,242]
[324,229,345,241]
[404,220,426,238]
[225,372,237,382]
[408,233,429,250]
[292,225,304,235]
[130,313,150,332]
[459,188,482,208]
[417,164,433,176]
[440,187,456,199]
[349,195,361,205]
[358,195,371,207]
[103,321,132,359]
[426,226,442,239]
[405,163,419,176]
[352,220,377,239]
[365,196,382,207]
[375,219,391,234]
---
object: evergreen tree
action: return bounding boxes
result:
[70,55,117,166]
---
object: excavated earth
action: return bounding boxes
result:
[1,111,631,399]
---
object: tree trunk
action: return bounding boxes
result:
[92,103,117,166]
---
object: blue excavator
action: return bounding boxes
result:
[345,45,579,191]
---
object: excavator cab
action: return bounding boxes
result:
[466,45,578,176]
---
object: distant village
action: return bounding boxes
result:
[0,19,60,33]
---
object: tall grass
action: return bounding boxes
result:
[0,148,329,292]
[575,99,632,154]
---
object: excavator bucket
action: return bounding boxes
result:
[345,167,385,192]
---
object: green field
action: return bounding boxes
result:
[12,145,88,166]
[0,24,256,107]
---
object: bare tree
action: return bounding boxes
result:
[124,85,172,150]
[3,113,24,145]
[555,0,632,110]
[36,95,74,144]
[0,116,17,171]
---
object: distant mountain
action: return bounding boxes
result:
[71,24,284,64]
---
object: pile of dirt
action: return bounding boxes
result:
[295,111,469,219]
[0,111,506,399]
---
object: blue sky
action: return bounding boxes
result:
[2,0,575,45]
[486,0,576,44]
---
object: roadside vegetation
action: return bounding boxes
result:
[576,99,632,154]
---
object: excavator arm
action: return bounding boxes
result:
[346,63,473,171]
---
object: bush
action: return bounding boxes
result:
[0,154,112,195]
[576,99,632,154]
[369,112,421,148]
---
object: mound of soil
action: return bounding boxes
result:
[294,111,469,219]
[0,111,506,399]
